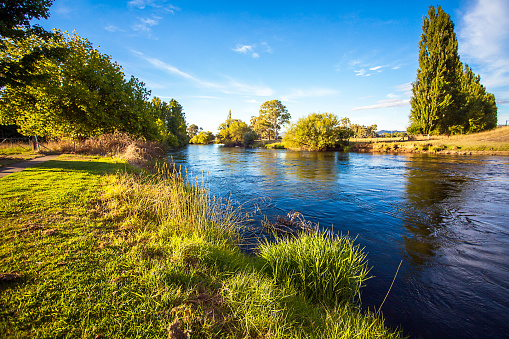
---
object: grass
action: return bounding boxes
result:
[0,142,39,167]
[0,155,403,338]
[351,126,509,153]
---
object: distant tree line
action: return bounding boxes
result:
[408,5,497,136]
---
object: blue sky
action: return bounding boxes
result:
[37,0,509,133]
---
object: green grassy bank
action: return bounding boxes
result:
[0,155,402,338]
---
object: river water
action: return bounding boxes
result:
[168,145,509,339]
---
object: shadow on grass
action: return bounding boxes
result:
[34,159,131,175]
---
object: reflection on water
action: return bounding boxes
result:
[168,145,509,339]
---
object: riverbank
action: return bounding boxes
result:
[0,154,402,338]
[350,126,509,155]
[261,126,509,155]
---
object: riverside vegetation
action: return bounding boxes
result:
[0,142,403,338]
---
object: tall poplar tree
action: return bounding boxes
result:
[409,5,461,135]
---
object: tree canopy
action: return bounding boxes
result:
[0,0,61,87]
[284,113,353,151]
[217,111,256,146]
[408,5,497,135]
[189,131,215,145]
[0,30,187,144]
[254,100,290,140]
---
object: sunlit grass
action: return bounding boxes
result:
[351,126,509,153]
[0,156,403,338]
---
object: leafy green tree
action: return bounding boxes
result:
[189,131,215,144]
[409,5,461,135]
[187,124,201,138]
[284,113,353,151]
[258,100,290,140]
[149,97,188,146]
[459,64,497,133]
[217,111,255,146]
[0,0,61,87]
[408,5,497,136]
[351,124,378,138]
[250,114,270,139]
[0,31,156,139]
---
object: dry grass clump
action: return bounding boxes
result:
[43,133,167,166]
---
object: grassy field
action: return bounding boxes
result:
[0,142,40,167]
[349,126,509,154]
[0,155,402,338]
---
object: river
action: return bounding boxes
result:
[168,144,509,339]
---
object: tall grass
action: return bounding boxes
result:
[259,230,370,306]
[0,156,402,338]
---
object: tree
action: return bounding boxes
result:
[351,124,378,138]
[250,114,271,139]
[408,5,497,136]
[0,0,61,87]
[217,111,256,146]
[458,64,497,133]
[189,131,215,144]
[0,31,157,139]
[149,97,188,146]
[258,100,290,140]
[409,5,461,135]
[187,124,201,138]
[284,113,353,151]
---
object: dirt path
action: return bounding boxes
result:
[0,155,60,179]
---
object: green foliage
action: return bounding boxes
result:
[149,97,188,146]
[0,31,157,140]
[284,112,353,151]
[217,111,256,147]
[255,100,291,140]
[457,64,497,134]
[409,5,497,136]
[259,230,370,306]
[186,123,201,138]
[189,131,215,144]
[0,0,58,87]
[351,123,377,138]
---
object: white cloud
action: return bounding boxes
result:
[128,0,149,9]
[105,25,124,32]
[246,99,258,103]
[351,99,410,111]
[386,93,399,99]
[369,65,383,71]
[132,15,162,31]
[395,82,412,92]
[233,43,272,58]
[459,0,509,89]
[355,69,369,76]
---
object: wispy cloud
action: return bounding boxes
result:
[133,51,274,96]
[105,25,124,32]
[355,69,370,77]
[132,50,222,88]
[351,99,410,111]
[128,0,180,12]
[394,82,412,92]
[132,15,162,31]
[224,78,274,96]
[233,42,272,58]
[459,0,509,89]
